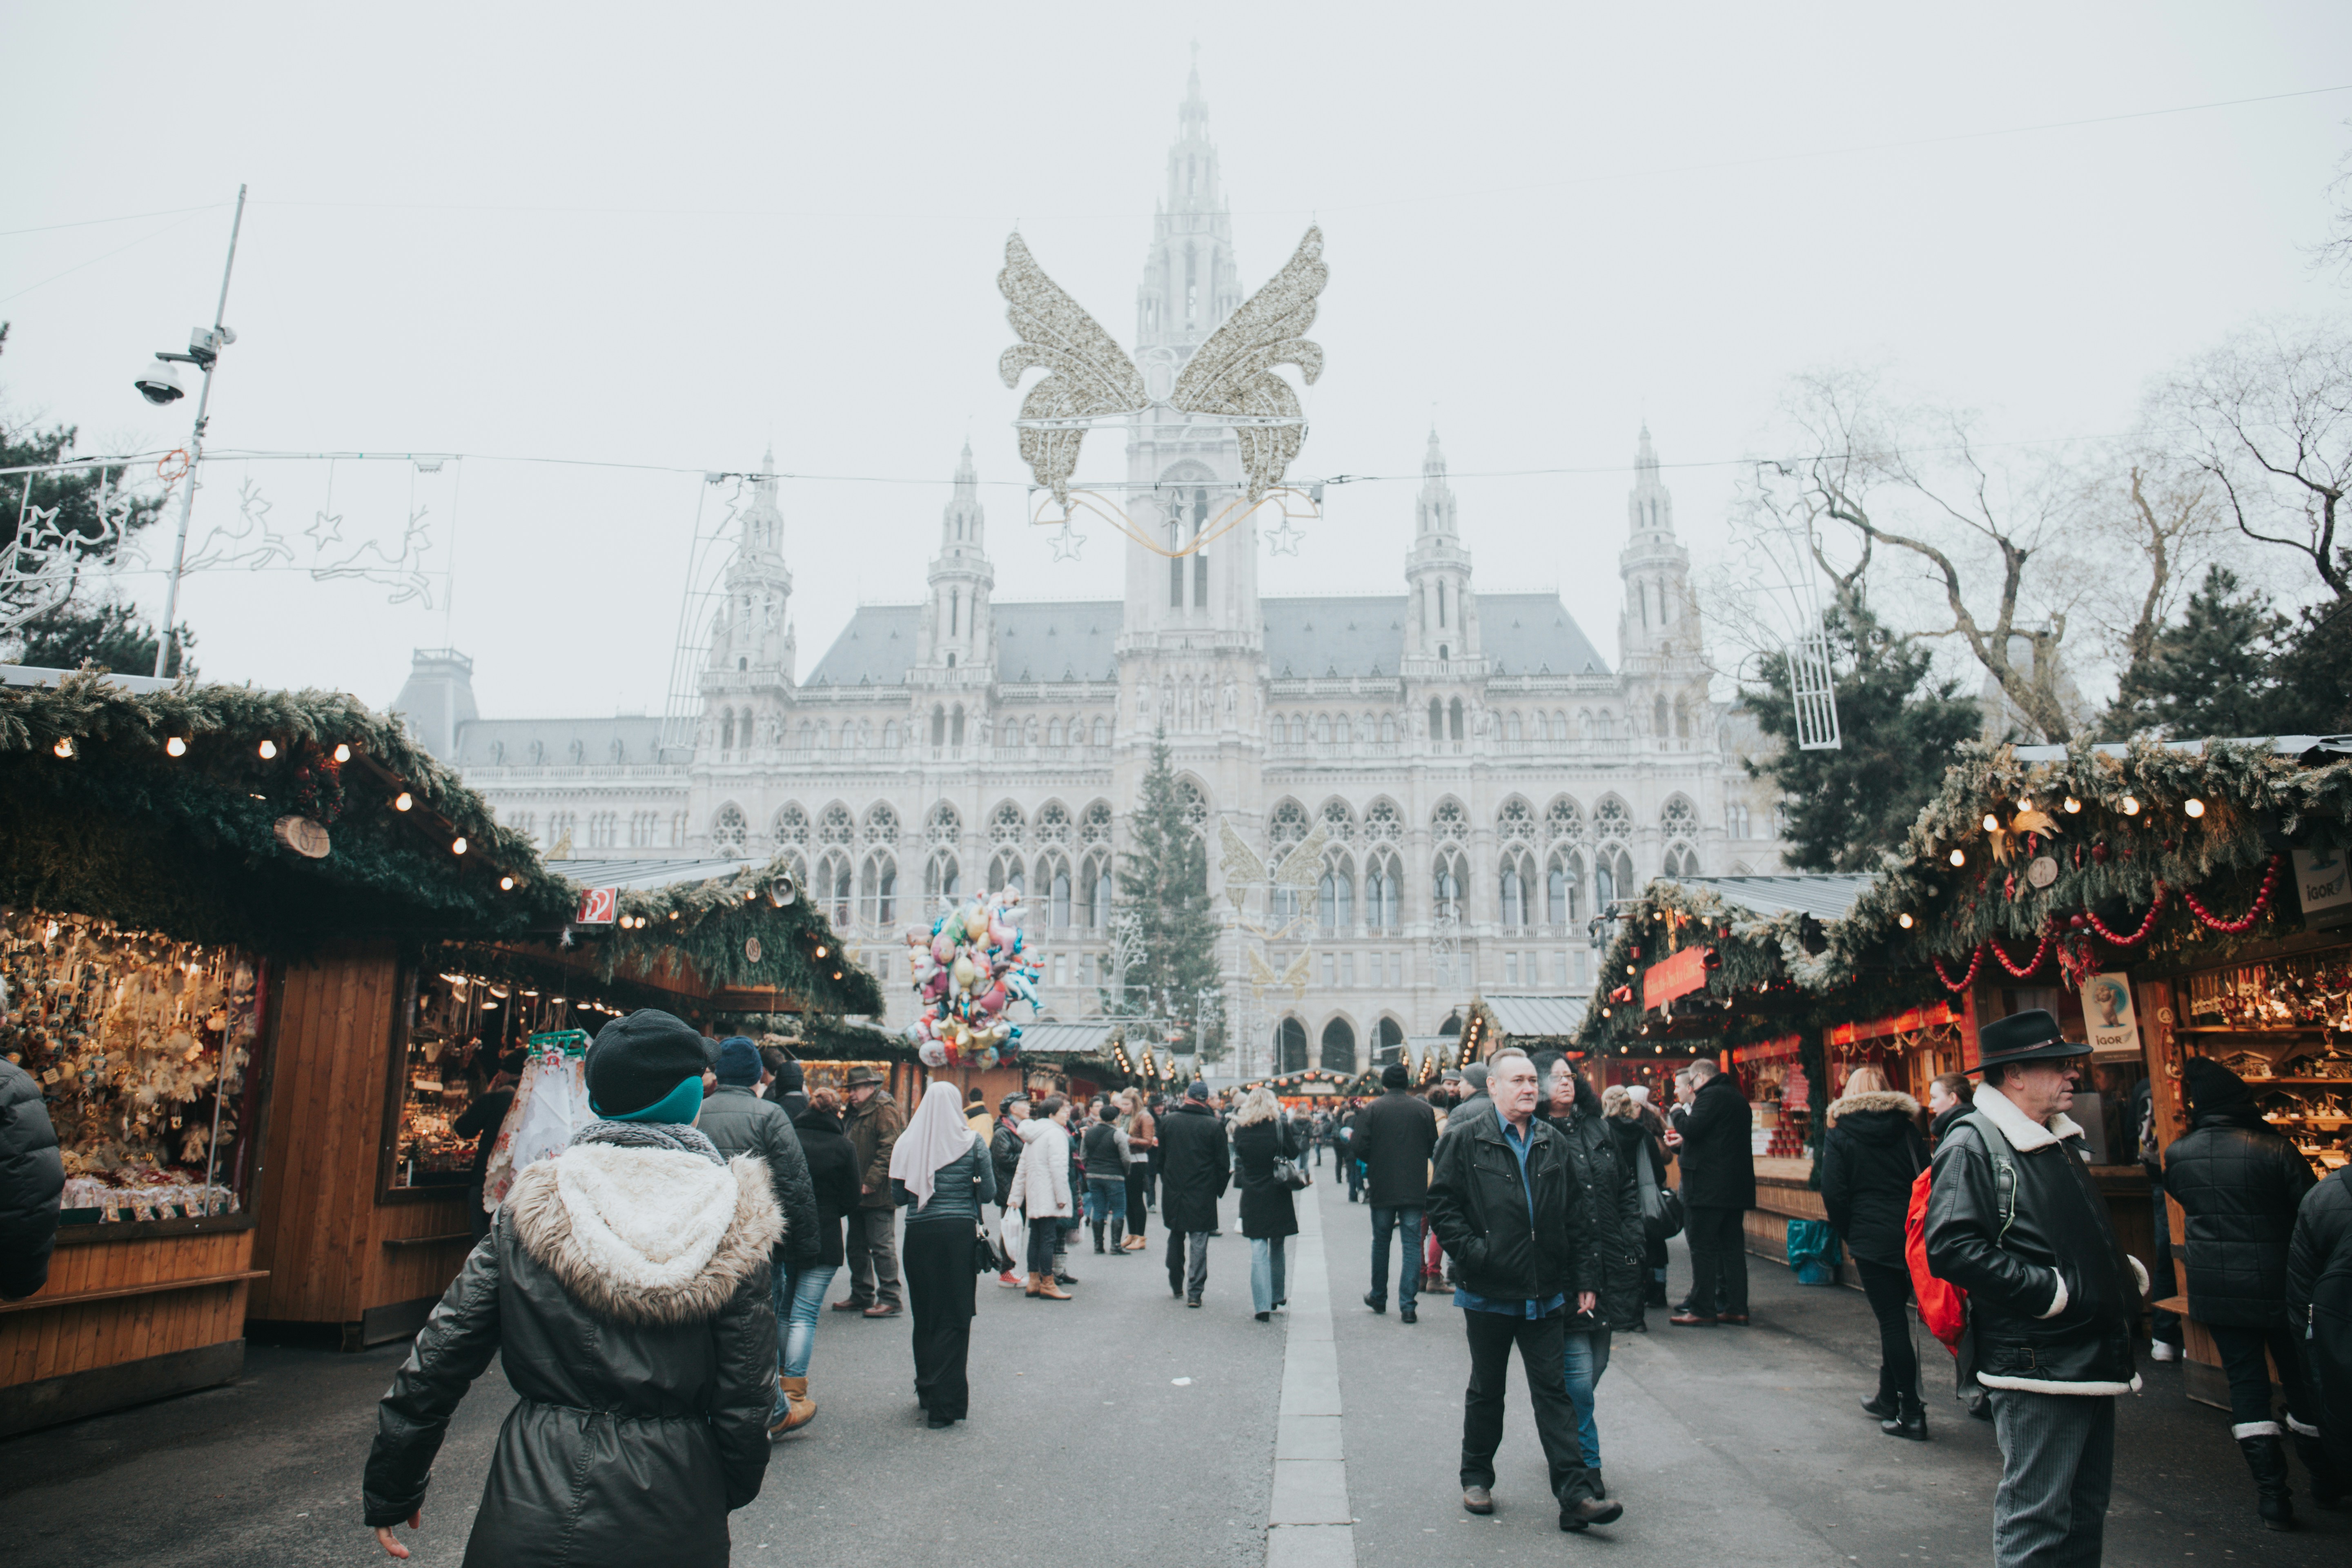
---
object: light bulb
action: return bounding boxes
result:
[258,739,278,759]
[394,791,413,812]
[1982,813,2000,832]
[452,836,468,855]
[499,875,515,891]
[333,743,351,763]
[2121,796,2140,816]
[814,944,828,958]
[2183,797,2206,818]
[2064,797,2081,814]
[1898,912,1915,929]
[51,738,73,759]
[165,736,188,757]
[1949,848,1967,867]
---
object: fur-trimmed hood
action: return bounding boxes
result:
[1825,1088,1922,1129]
[509,1144,781,1327]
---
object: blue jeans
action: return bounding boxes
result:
[1368,1205,1423,1310]
[776,1261,837,1386]
[1250,1235,1288,1313]
[1085,1175,1123,1227]
[1562,1327,1612,1470]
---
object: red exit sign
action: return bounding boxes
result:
[576,886,618,925]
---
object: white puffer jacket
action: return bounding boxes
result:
[1005,1118,1074,1220]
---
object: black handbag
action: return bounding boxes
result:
[973,1221,1001,1275]
[1635,1138,1684,1241]
[1272,1155,1312,1190]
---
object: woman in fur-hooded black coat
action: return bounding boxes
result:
[363,1010,781,1567]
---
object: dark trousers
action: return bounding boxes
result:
[1368,1205,1423,1311]
[1459,1308,1596,1505]
[1165,1228,1210,1298]
[2147,1171,2180,1347]
[844,1206,902,1308]
[1124,1165,1151,1236]
[1344,1154,1363,1200]
[1987,1388,2113,1568]
[1686,1205,1748,1316]
[1856,1258,1921,1399]
[2210,1319,2312,1431]
[1026,1216,1061,1276]
[902,1223,974,1420]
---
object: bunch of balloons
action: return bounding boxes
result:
[903,889,1040,1068]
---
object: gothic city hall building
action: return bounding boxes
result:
[391,70,1788,1070]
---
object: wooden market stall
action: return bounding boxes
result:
[0,668,886,1434]
[0,666,570,1432]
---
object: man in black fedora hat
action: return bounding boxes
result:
[1924,1009,2149,1567]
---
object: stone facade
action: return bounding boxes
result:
[391,67,1788,1074]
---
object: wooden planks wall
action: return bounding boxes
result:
[366,1194,474,1311]
[247,940,401,1325]
[0,1229,255,1386]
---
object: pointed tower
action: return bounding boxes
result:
[1401,430,1482,666]
[1617,425,1705,751]
[916,442,995,677]
[694,448,796,766]
[1118,58,1261,743]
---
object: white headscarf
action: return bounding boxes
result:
[889,1080,978,1209]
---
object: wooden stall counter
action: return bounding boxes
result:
[0,1214,263,1438]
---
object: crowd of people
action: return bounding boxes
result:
[20,996,2303,1563]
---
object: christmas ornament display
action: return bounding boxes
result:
[902,889,1039,1067]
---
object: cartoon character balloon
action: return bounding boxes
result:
[902,888,1040,1068]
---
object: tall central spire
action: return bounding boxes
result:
[1136,59,1240,355]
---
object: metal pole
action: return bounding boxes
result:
[154,184,248,678]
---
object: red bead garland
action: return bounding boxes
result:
[2083,882,2167,947]
[1933,945,1985,993]
[2180,855,2283,935]
[1987,934,2053,978]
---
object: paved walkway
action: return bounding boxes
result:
[2,1164,2346,1566]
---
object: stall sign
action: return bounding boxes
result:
[1642,947,1708,1011]
[1829,1001,1960,1047]
[2292,843,2352,930]
[2080,972,2142,1061]
[575,887,619,926]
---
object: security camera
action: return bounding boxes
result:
[134,357,188,405]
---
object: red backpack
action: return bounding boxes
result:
[1904,1111,2018,1355]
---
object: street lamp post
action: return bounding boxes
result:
[144,185,248,678]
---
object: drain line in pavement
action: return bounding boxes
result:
[1265,1178,1354,1568]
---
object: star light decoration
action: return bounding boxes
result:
[1263,515,1305,556]
[1048,522,1085,562]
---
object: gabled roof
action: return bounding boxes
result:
[543,857,753,889]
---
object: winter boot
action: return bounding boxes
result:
[1092,1220,1107,1254]
[2291,1425,2345,1510]
[775,1376,817,1434]
[1861,1367,1900,1421]
[2240,1434,2297,1530]
[1036,1272,1073,1301]
[1108,1216,1125,1252]
[1880,1390,1929,1442]
[1025,1272,1044,1298]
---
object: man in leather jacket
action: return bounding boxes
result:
[1925,1010,2147,1568]
[1426,1048,1621,1535]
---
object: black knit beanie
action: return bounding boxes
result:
[584,1009,711,1118]
[2182,1056,2253,1116]
[1381,1061,1410,1089]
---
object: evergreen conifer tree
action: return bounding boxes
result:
[1744,601,1981,872]
[1113,733,1225,1060]
[2103,565,2292,739]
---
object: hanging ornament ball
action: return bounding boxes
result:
[2026,855,2059,890]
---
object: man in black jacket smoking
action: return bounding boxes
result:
[1426,1048,1622,1535]
[1926,1010,2147,1568]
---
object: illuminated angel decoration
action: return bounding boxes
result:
[998,226,1327,507]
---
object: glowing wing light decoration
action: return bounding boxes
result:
[1278,949,1313,1000]
[1218,818,1268,911]
[998,226,1327,505]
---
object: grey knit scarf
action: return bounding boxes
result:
[571,1119,725,1166]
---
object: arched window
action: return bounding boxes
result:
[1675,695,1693,740]
[817,851,852,925]
[773,802,810,847]
[989,801,1025,844]
[1319,855,1354,933]
[1321,798,1356,842]
[1035,800,1071,844]
[1432,848,1467,918]
[1597,709,1615,741]
[1045,857,1072,928]
[1079,800,1113,844]
[927,801,959,844]
[1498,796,1535,841]
[1594,846,1635,911]
[1546,850,1583,925]
[1428,697,1443,741]
[1379,712,1397,744]
[859,853,897,927]
[1290,714,1308,744]
[1047,718,1064,748]
[1082,853,1111,929]
[882,719,899,750]
[925,851,960,902]
[1001,718,1020,750]
[950,705,964,746]
[1364,798,1402,842]
[713,804,747,854]
[1448,698,1465,741]
[1664,844,1700,878]
[719,710,735,751]
[863,801,898,845]
[1376,1017,1405,1065]
[1366,850,1402,931]
[1277,1017,1309,1074]
[1506,711,1522,742]
[1321,1018,1356,1074]
[818,802,853,844]
[987,850,1025,896]
[1091,716,1109,746]
[1431,799,1468,841]
[1499,849,1535,929]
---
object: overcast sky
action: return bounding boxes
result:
[3,2,2347,718]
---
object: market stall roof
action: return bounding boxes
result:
[1478,994,1590,1039]
[2012,735,2352,762]
[1014,1021,1118,1056]
[545,857,753,889]
[1666,873,1876,922]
